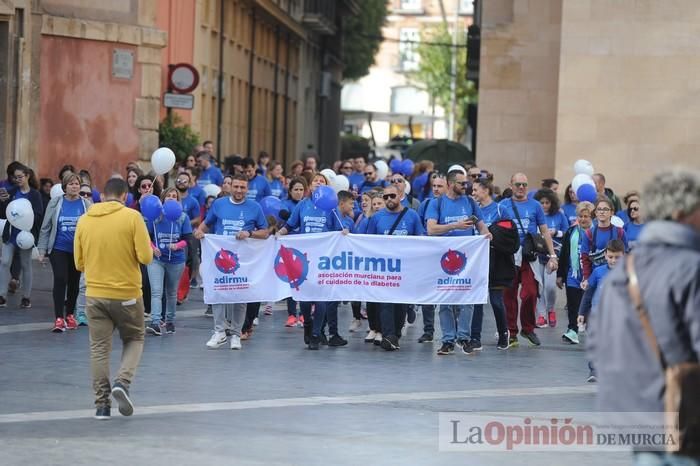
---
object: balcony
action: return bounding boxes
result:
[302,0,336,35]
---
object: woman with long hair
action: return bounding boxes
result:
[38,173,92,331]
[126,167,143,193]
[145,188,192,335]
[281,176,308,327]
[0,164,44,309]
[533,188,570,327]
[580,196,628,289]
[267,161,286,199]
[623,198,644,248]
[562,183,578,225]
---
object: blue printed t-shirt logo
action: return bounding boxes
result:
[274,246,309,290]
[215,249,240,274]
[440,249,467,275]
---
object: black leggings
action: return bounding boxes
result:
[566,286,584,332]
[350,301,363,320]
[242,302,261,333]
[141,264,151,314]
[49,250,80,319]
[366,302,380,332]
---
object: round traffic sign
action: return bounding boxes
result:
[168,63,199,93]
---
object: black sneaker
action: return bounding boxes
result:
[303,325,312,345]
[0,296,6,308]
[418,333,433,343]
[380,335,400,351]
[460,340,474,355]
[437,343,454,355]
[308,335,320,350]
[521,330,541,346]
[146,323,162,336]
[328,334,348,347]
[470,339,483,351]
[497,333,509,350]
[587,370,597,383]
[20,298,31,309]
[165,323,175,334]
[94,406,110,420]
[406,306,417,324]
[319,333,329,346]
[111,382,134,416]
[204,305,213,317]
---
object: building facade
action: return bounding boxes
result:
[342,0,473,147]
[476,0,700,195]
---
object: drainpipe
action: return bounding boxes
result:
[246,12,257,157]
[215,0,225,165]
[272,26,280,159]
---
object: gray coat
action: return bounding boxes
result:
[589,221,700,413]
[37,195,92,255]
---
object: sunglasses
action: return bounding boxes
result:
[596,207,612,212]
[364,172,374,177]
[176,179,189,184]
[630,207,639,211]
[460,181,471,187]
[382,193,397,200]
[513,182,528,188]
[469,174,480,179]
[390,178,404,184]
[341,165,352,170]
[140,183,152,189]
[79,192,91,197]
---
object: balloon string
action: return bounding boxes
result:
[332,209,344,230]
[169,223,173,261]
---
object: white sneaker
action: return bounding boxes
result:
[374,332,383,344]
[253,317,259,326]
[349,319,362,333]
[230,335,242,350]
[365,330,377,342]
[206,331,227,349]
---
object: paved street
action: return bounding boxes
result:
[0,265,630,465]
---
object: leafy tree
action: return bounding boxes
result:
[158,113,200,161]
[342,0,388,81]
[408,24,477,141]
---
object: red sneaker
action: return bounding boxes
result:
[285,315,297,327]
[65,315,78,330]
[536,315,547,328]
[548,310,557,328]
[52,318,66,333]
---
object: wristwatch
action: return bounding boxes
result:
[548,255,558,259]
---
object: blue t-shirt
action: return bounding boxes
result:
[269,178,286,199]
[616,210,630,225]
[247,175,272,202]
[581,224,628,262]
[359,180,387,194]
[198,166,224,187]
[91,188,101,204]
[425,195,483,236]
[181,195,200,223]
[286,198,341,234]
[544,210,570,252]
[480,202,510,227]
[366,208,425,236]
[348,172,365,193]
[562,203,577,225]
[147,214,193,264]
[498,198,546,244]
[54,198,86,253]
[624,222,644,247]
[418,197,435,227]
[204,198,268,236]
[189,185,207,206]
[354,215,370,234]
[332,210,355,232]
[589,265,612,310]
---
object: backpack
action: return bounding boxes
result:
[586,225,624,266]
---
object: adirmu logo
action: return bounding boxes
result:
[214,249,240,274]
[440,249,467,275]
[275,246,310,290]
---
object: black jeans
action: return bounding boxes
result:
[140,264,151,314]
[566,286,584,332]
[350,301,363,320]
[379,303,407,339]
[470,289,509,341]
[366,302,381,332]
[49,250,81,319]
[242,302,261,333]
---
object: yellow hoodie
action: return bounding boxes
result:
[74,201,153,300]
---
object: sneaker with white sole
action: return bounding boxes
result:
[562,329,579,344]
[253,317,259,326]
[230,335,242,350]
[206,331,227,349]
[111,382,134,416]
[349,319,362,332]
[365,330,377,342]
[373,332,383,346]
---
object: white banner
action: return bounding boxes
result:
[201,232,489,305]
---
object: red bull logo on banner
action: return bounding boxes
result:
[213,249,248,287]
[437,249,472,290]
[274,246,310,290]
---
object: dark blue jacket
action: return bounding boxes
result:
[0,188,44,243]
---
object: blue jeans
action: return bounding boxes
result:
[422,305,435,334]
[470,290,508,341]
[379,303,407,338]
[309,301,339,337]
[286,297,297,317]
[147,260,185,325]
[439,305,474,344]
[634,452,700,466]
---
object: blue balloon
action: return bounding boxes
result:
[126,192,134,207]
[140,194,163,221]
[163,199,183,222]
[311,185,338,212]
[389,158,402,173]
[260,196,283,219]
[400,159,415,177]
[576,183,597,203]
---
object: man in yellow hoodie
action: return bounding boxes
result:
[75,178,153,420]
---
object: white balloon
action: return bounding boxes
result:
[0,219,6,234]
[374,160,389,180]
[611,215,624,228]
[320,169,336,181]
[16,230,34,250]
[151,147,176,175]
[331,174,350,193]
[573,159,594,176]
[572,173,595,193]
[448,164,467,175]
[50,184,64,199]
[203,183,222,198]
[6,198,34,231]
[405,182,411,195]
